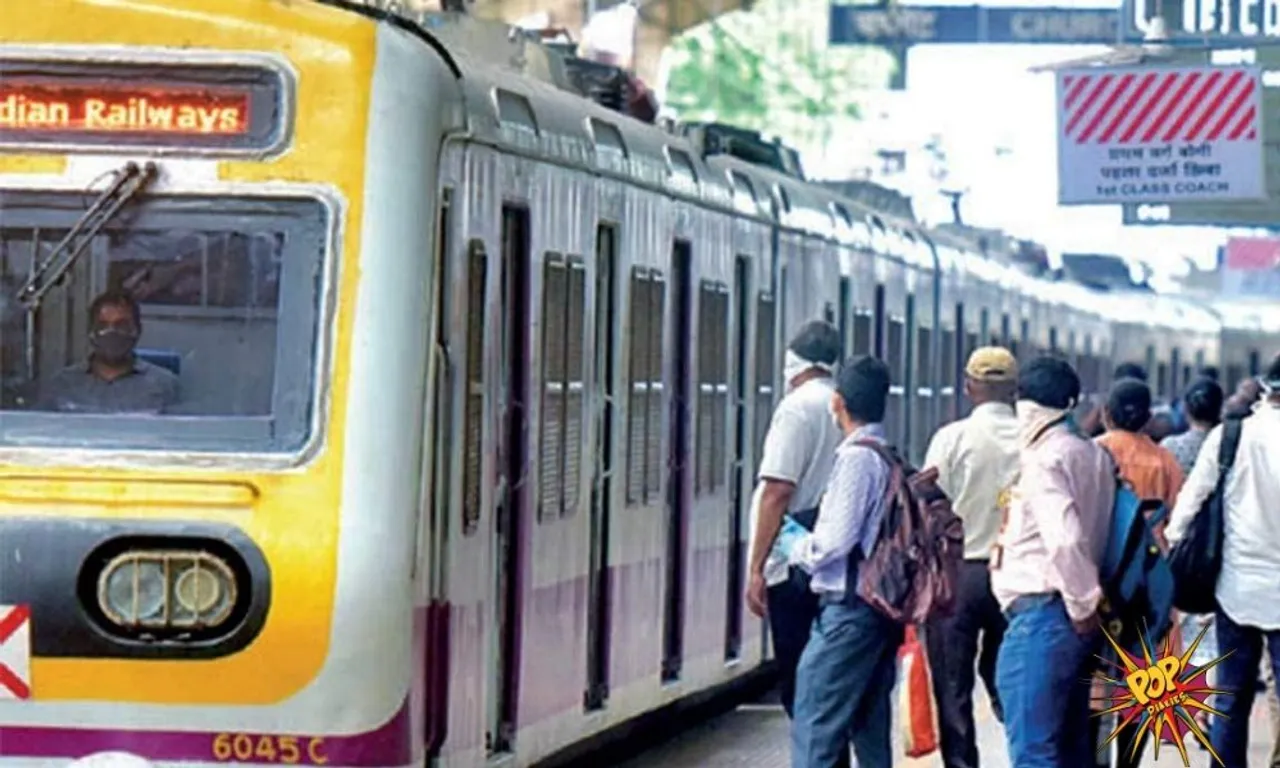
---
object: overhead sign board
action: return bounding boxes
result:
[1056,64,1265,205]
[828,4,1122,46]
[1222,236,1280,297]
[1127,0,1280,43]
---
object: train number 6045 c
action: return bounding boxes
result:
[211,734,328,765]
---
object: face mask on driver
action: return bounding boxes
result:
[90,328,138,362]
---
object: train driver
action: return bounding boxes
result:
[40,290,179,415]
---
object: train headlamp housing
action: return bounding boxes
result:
[97,550,238,630]
[82,537,255,644]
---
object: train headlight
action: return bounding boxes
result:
[96,551,238,630]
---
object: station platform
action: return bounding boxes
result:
[618,688,1278,767]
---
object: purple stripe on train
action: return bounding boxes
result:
[0,700,412,766]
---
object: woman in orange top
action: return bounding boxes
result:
[1095,377,1187,768]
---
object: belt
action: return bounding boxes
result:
[1005,592,1060,619]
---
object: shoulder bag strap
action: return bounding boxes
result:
[1215,417,1245,490]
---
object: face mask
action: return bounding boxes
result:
[90,328,138,363]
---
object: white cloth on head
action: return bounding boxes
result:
[783,349,835,391]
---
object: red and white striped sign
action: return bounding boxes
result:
[1056,65,1265,205]
[0,604,31,699]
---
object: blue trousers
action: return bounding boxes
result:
[790,595,901,768]
[1209,608,1280,768]
[996,594,1099,767]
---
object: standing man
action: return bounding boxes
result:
[782,355,899,768]
[745,321,844,733]
[922,347,1020,768]
[992,356,1116,766]
[1168,354,1280,768]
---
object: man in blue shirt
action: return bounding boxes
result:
[778,355,900,768]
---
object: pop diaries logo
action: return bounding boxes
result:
[1093,624,1231,765]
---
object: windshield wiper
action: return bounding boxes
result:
[16,161,158,311]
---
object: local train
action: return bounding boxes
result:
[0,2,1277,768]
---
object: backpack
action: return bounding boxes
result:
[1097,456,1176,656]
[1167,417,1244,614]
[854,441,965,624]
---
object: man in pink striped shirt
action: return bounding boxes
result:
[991,356,1116,766]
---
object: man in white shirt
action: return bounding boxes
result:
[1167,353,1280,767]
[922,347,1020,768]
[745,321,844,724]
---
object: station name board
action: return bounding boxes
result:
[0,60,285,153]
[1129,0,1280,41]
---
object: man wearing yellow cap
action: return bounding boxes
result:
[921,347,1020,768]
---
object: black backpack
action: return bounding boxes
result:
[1167,417,1245,614]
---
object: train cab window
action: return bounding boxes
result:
[626,268,666,506]
[754,292,777,466]
[539,254,587,520]
[462,241,488,535]
[695,281,730,496]
[0,194,327,454]
[852,311,873,356]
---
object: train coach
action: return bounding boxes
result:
[0,3,1271,768]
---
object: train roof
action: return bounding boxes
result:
[319,4,1224,336]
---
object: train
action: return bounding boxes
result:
[0,2,1277,768]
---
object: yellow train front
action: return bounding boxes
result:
[0,1,452,765]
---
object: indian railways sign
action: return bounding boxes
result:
[1055,64,1266,205]
[829,5,1122,46]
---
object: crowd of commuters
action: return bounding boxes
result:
[747,319,1280,768]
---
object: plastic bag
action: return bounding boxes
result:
[897,626,940,758]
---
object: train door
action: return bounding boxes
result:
[488,205,531,755]
[585,224,618,710]
[420,188,454,758]
[725,255,751,661]
[662,240,693,682]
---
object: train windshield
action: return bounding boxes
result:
[0,188,328,455]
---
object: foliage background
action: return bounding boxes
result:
[658,0,896,176]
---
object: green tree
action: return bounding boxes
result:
[659,0,894,162]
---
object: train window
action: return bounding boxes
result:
[462,240,488,536]
[979,308,991,346]
[1019,319,1031,361]
[873,284,886,358]
[939,326,956,423]
[754,292,777,467]
[837,278,851,356]
[916,325,933,390]
[1157,363,1169,401]
[625,267,666,506]
[538,255,588,520]
[1249,349,1261,377]
[852,311,873,356]
[0,194,325,454]
[1170,349,1181,394]
[695,281,730,495]
[887,319,905,382]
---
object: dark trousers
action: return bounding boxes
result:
[768,568,820,719]
[767,569,851,768]
[1210,609,1280,768]
[925,559,1006,768]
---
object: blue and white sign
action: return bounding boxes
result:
[1126,0,1280,43]
[828,4,1123,46]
